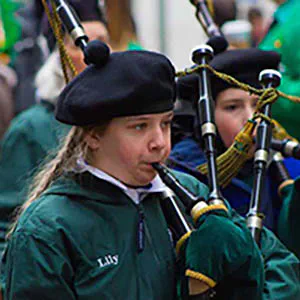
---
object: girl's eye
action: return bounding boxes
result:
[224,105,237,111]
[161,120,172,128]
[134,123,147,131]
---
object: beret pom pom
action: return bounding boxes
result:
[84,40,110,67]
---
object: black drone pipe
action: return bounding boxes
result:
[246,69,281,245]
[191,44,225,206]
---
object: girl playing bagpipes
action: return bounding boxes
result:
[0,1,298,299]
[0,26,271,298]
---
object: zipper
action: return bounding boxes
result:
[136,198,168,267]
[137,205,145,253]
[136,202,162,266]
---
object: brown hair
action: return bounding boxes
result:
[7,121,110,237]
[105,0,138,51]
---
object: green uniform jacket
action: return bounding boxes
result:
[277,179,300,259]
[231,210,300,300]
[0,102,69,252]
[259,0,300,140]
[1,171,299,299]
[1,171,209,300]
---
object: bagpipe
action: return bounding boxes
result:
[246,70,281,244]
[154,2,268,297]
[155,40,270,298]
[189,0,222,38]
[157,1,300,297]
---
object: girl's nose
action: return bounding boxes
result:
[149,127,167,151]
[244,105,256,123]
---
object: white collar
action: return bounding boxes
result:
[75,158,167,204]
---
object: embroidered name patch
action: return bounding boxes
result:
[97,254,119,268]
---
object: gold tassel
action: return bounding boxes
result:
[42,0,78,83]
[197,120,255,187]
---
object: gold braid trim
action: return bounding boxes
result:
[41,0,77,83]
[176,64,300,103]
[256,87,278,111]
[272,119,299,142]
[278,90,300,103]
[186,269,217,288]
[192,204,228,224]
[176,64,262,96]
[176,231,192,255]
[51,0,77,79]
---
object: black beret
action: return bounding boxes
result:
[210,48,281,100]
[56,49,176,126]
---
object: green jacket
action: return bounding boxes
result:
[259,0,300,140]
[1,170,299,299]
[0,102,69,252]
[127,41,143,51]
[232,210,300,300]
[277,178,300,259]
[1,171,209,300]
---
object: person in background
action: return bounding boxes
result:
[170,48,300,259]
[0,63,17,140]
[221,19,252,49]
[211,0,237,27]
[0,0,109,253]
[0,0,21,137]
[259,0,300,140]
[247,6,267,47]
[12,0,47,114]
[105,0,143,51]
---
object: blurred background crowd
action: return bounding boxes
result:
[0,0,284,141]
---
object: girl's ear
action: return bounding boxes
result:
[84,130,101,151]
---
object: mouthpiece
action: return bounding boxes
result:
[152,163,204,212]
